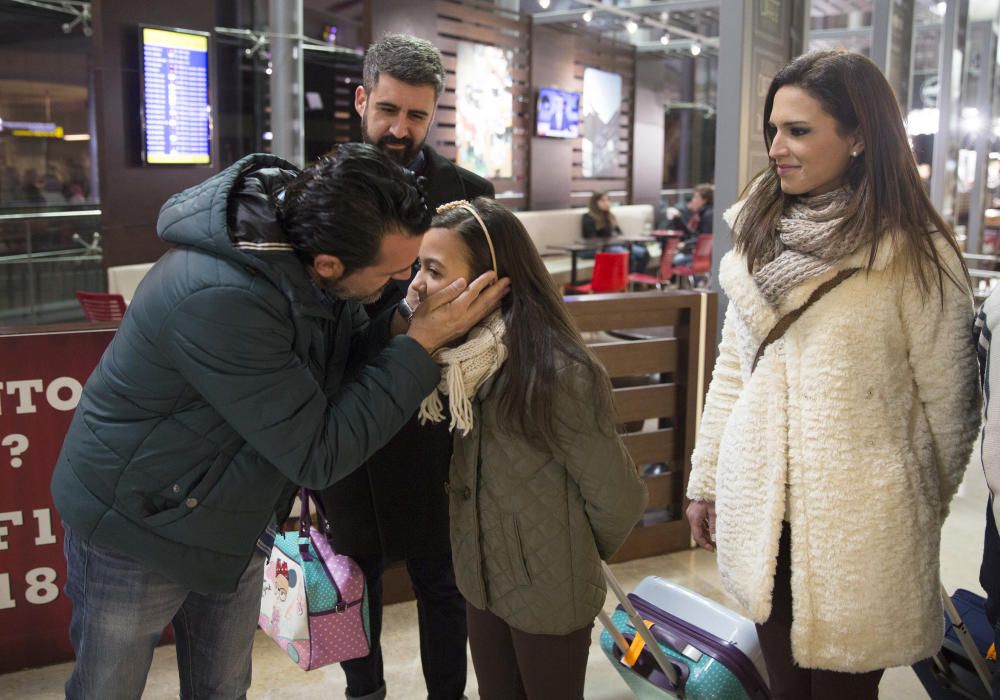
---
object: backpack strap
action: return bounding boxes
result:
[751,267,860,375]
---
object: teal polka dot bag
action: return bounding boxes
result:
[259,489,371,670]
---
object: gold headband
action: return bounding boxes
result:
[435,200,498,275]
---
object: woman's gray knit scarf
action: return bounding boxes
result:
[752,187,861,307]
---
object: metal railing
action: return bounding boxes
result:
[0,209,104,325]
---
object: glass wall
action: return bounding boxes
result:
[659,9,718,227]
[0,0,365,325]
[0,1,102,324]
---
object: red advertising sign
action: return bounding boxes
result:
[0,325,115,672]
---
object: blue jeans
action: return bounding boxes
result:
[62,524,265,700]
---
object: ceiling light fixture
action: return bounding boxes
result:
[660,33,670,45]
[539,0,550,8]
[690,43,702,56]
[582,10,593,22]
[625,19,638,33]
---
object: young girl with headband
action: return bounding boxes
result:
[407,197,648,698]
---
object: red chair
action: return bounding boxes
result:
[564,251,629,294]
[673,234,713,288]
[75,291,127,322]
[629,236,680,290]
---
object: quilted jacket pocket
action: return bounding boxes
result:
[143,450,234,527]
[502,513,531,587]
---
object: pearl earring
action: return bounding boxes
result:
[851,151,858,158]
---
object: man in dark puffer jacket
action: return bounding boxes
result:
[51,144,507,699]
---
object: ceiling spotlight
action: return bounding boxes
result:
[660,11,670,23]
[690,43,702,56]
[582,10,593,22]
[625,20,638,33]
[539,0,550,8]
[660,33,670,45]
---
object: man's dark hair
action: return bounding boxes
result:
[281,143,430,275]
[363,33,445,100]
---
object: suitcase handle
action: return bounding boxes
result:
[942,584,994,697]
[601,561,683,693]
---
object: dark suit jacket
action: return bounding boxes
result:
[318,145,494,560]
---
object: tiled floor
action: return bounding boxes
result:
[1,464,989,699]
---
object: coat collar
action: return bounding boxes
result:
[720,198,903,339]
[420,145,468,208]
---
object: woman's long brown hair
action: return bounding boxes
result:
[431,198,616,448]
[735,50,967,299]
[587,191,617,232]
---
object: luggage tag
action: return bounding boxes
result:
[622,619,655,667]
[622,619,703,667]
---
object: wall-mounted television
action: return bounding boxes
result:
[139,26,212,165]
[536,87,580,139]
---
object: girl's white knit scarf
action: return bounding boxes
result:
[418,310,507,435]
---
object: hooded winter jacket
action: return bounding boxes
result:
[51,154,439,593]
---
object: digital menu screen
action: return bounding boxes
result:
[140,26,211,165]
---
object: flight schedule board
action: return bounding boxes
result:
[140,27,211,165]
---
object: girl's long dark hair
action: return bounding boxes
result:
[587,191,617,231]
[736,49,967,298]
[431,198,615,447]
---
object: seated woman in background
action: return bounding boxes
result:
[582,190,650,273]
[665,182,713,266]
[409,197,648,700]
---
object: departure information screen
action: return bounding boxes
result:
[140,27,211,165]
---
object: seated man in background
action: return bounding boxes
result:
[51,142,508,700]
[664,182,713,266]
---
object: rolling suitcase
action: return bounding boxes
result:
[912,586,994,700]
[598,562,772,699]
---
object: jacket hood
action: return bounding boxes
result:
[156,153,300,263]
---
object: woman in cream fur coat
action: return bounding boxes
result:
[686,51,981,699]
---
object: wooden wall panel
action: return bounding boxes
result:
[432,0,530,210]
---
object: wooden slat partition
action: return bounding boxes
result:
[571,292,682,332]
[591,338,677,376]
[622,429,674,466]
[614,385,676,424]
[566,290,718,562]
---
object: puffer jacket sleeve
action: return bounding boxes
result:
[899,238,982,519]
[552,363,648,560]
[347,300,394,368]
[687,302,744,502]
[159,286,439,489]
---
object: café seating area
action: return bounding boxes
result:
[92,205,675,305]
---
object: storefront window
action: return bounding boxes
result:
[0,2,100,324]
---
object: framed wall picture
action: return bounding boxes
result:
[455,41,513,179]
[582,67,622,178]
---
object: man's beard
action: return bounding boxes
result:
[337,287,385,304]
[314,274,387,304]
[361,112,422,166]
